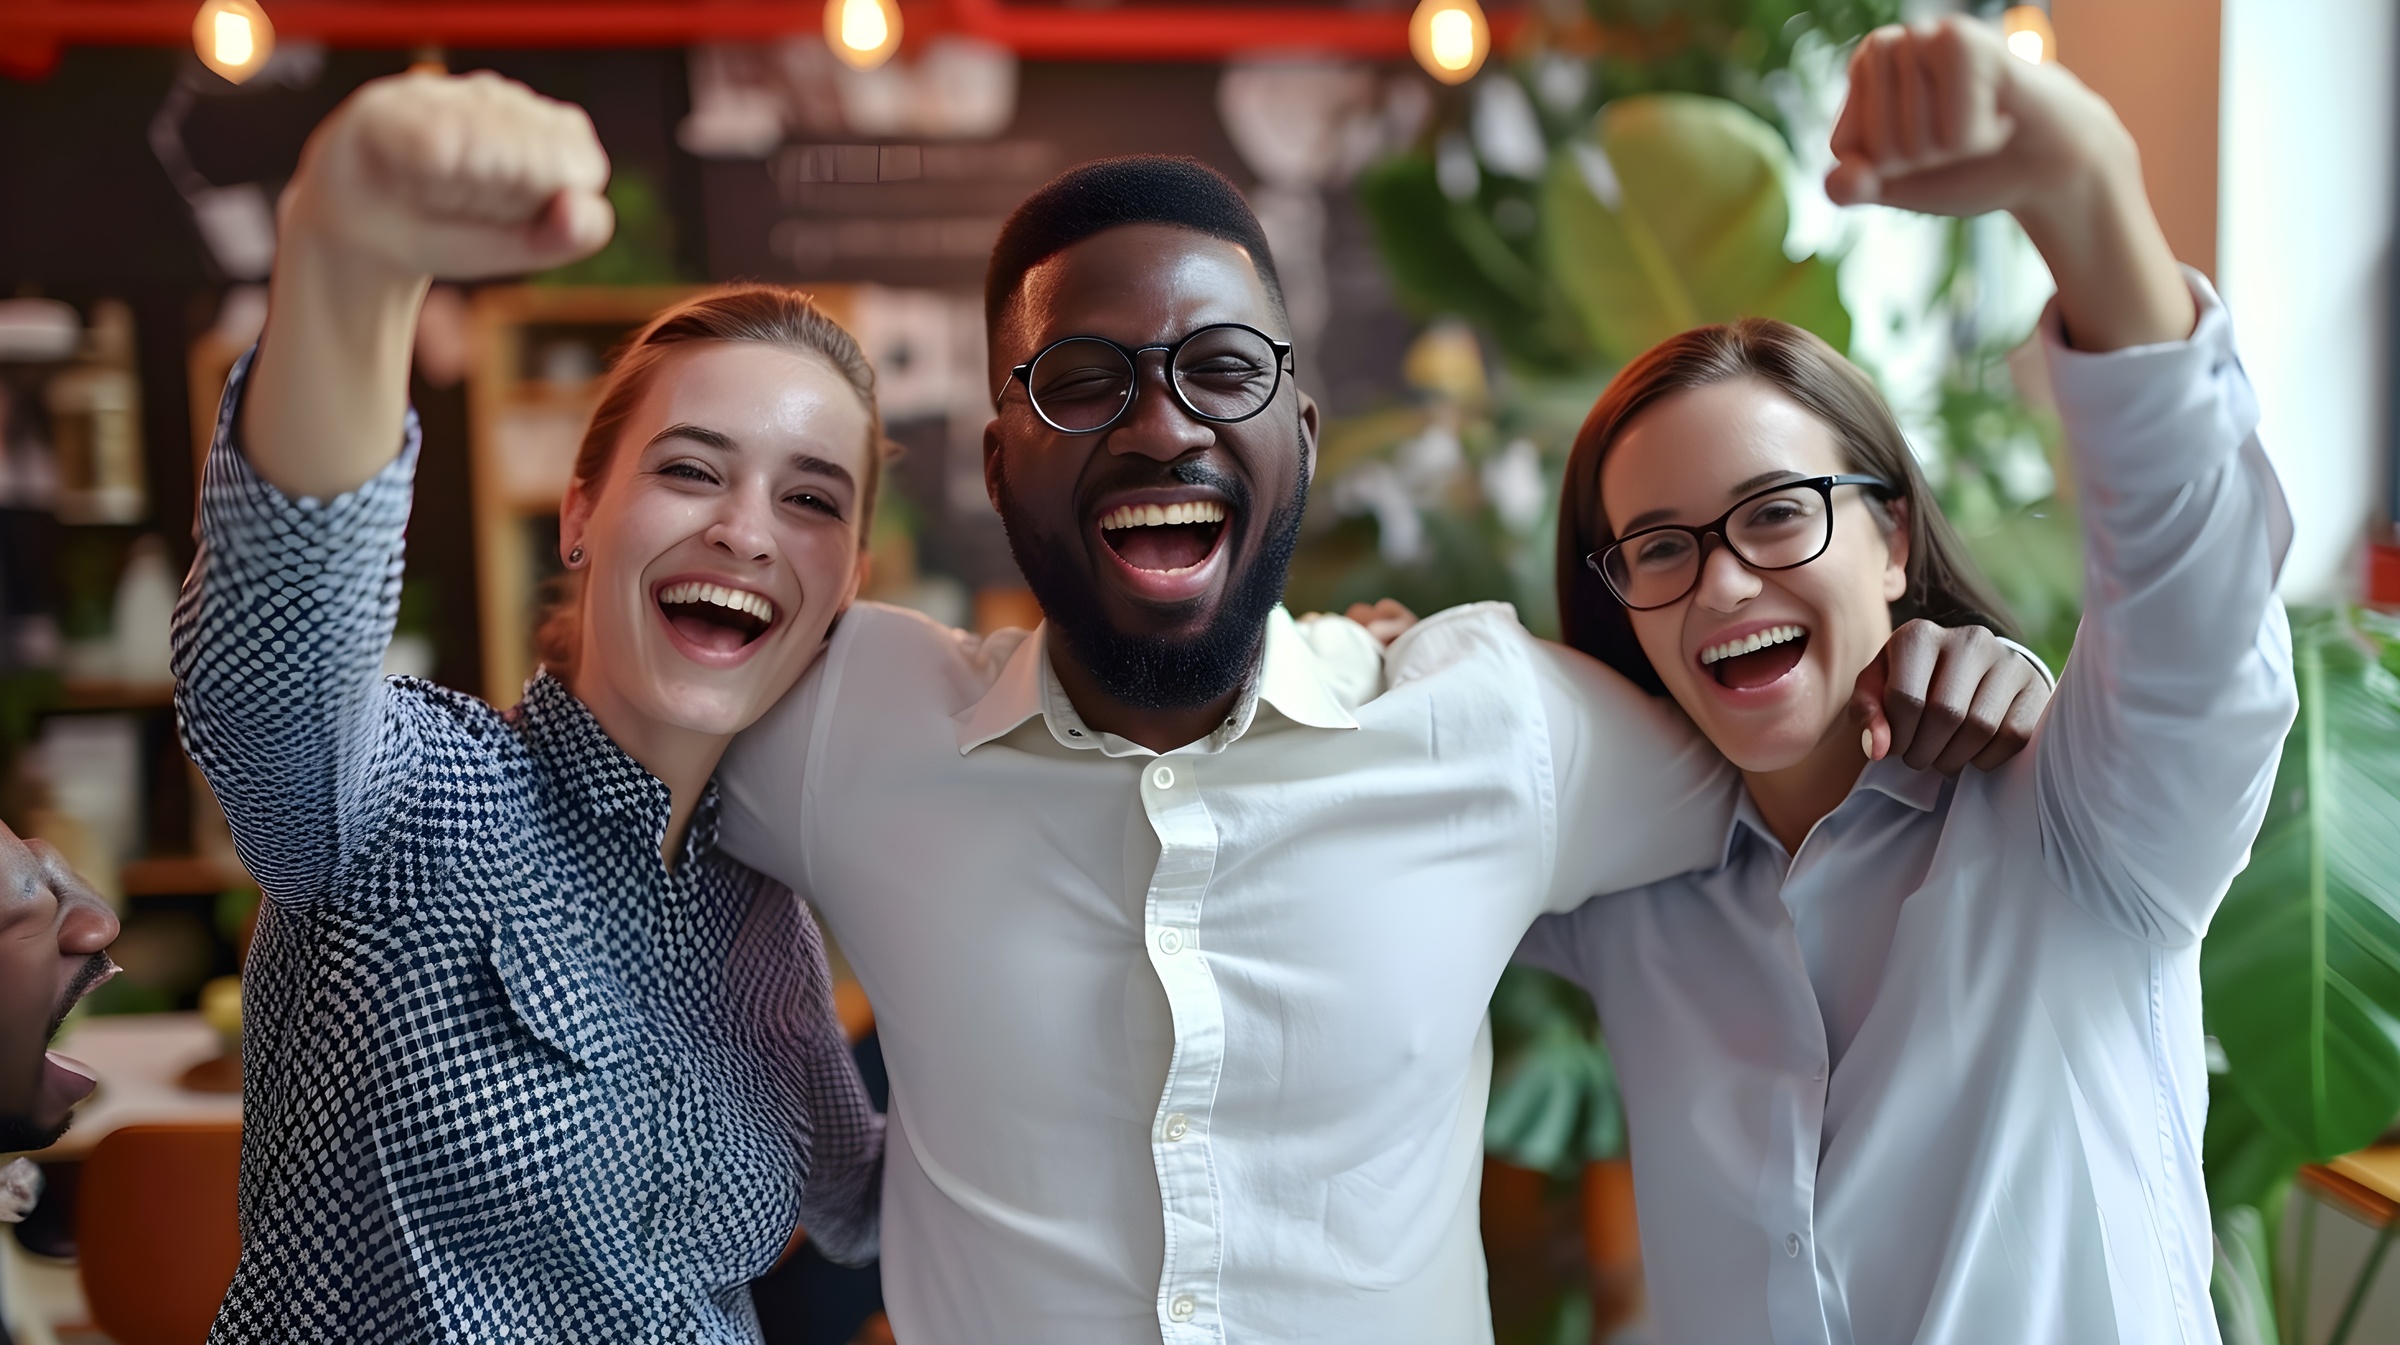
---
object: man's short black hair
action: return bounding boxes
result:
[984,154,1286,335]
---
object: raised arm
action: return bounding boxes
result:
[245,72,610,497]
[172,74,611,905]
[1832,19,2295,944]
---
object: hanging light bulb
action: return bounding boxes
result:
[2001,5,2056,65]
[193,0,274,84]
[1409,0,1490,86]
[826,0,903,72]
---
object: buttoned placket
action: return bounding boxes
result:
[1140,751,1228,1343]
[1755,770,1949,1345]
[1028,667,1243,1343]
[995,634,1335,1342]
[1740,823,1837,1345]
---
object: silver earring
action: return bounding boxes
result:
[567,545,585,566]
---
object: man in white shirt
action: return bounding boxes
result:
[717,156,2049,1342]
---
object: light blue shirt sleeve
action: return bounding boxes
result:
[2033,270,2299,946]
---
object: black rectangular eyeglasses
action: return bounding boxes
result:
[1588,474,1894,611]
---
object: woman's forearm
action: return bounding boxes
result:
[234,70,610,499]
[2010,128,2196,355]
[242,233,428,500]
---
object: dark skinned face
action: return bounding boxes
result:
[983,223,1319,713]
[0,826,117,1153]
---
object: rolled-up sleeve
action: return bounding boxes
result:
[171,349,424,909]
[2035,270,2298,945]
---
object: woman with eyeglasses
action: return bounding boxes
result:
[1517,20,2294,1344]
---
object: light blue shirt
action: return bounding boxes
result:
[1520,272,2295,1345]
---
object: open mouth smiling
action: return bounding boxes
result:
[1099,499,1227,574]
[1698,623,1809,690]
[1092,493,1234,604]
[655,580,779,657]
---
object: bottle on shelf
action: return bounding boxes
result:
[46,299,147,526]
[112,535,178,686]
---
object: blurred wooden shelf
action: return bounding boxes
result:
[120,854,250,897]
[2302,1153,2400,1229]
[57,678,174,711]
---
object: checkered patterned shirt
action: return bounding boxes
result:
[173,353,881,1343]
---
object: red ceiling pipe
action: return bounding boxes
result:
[1,0,1524,78]
[943,0,1524,61]
[3,1,838,74]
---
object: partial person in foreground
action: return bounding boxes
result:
[716,151,2047,1343]
[1520,18,2295,1343]
[0,826,119,1220]
[173,73,883,1342]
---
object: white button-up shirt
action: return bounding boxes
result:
[1520,274,2295,1345]
[720,600,1733,1343]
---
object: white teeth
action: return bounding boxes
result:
[657,581,778,627]
[1098,500,1228,531]
[1699,624,1807,666]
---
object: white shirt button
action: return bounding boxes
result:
[1152,765,1176,789]
[1169,1294,1197,1322]
[1162,1112,1190,1142]
[1158,928,1185,955]
[1786,1232,1802,1257]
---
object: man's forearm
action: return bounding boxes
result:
[240,232,429,501]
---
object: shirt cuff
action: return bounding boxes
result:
[2037,267,2259,501]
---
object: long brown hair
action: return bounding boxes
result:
[537,285,885,682]
[1555,318,2016,695]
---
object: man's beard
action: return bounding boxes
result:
[997,441,1308,714]
[0,952,114,1154]
[0,1108,61,1157]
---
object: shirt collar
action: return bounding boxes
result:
[514,672,719,856]
[1722,752,1947,865]
[953,605,1358,756]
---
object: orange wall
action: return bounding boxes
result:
[2053,0,2224,278]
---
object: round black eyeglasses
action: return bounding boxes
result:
[998,322,1295,435]
[1588,474,1894,611]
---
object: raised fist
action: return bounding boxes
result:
[280,71,613,281]
[1826,18,2134,224]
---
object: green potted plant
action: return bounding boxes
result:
[2204,607,2400,1345]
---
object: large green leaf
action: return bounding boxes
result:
[2203,607,2400,1160]
[2205,1075,2307,1215]
[1355,154,1595,375]
[1541,92,1850,363]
